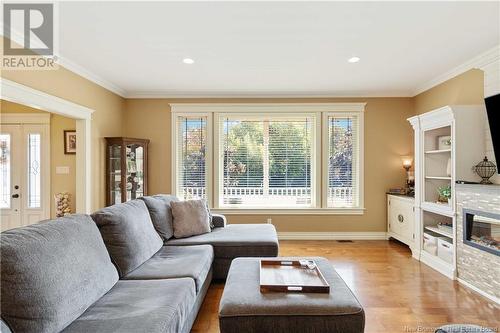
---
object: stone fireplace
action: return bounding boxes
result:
[456,184,500,301]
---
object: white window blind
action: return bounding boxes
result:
[177,117,207,200]
[327,115,359,208]
[220,116,313,208]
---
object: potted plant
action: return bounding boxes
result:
[437,185,451,205]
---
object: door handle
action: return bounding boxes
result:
[11,194,19,198]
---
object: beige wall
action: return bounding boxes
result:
[412,69,499,184]
[1,100,77,217]
[3,32,486,227]
[1,37,125,211]
[125,97,414,232]
[50,113,77,216]
[413,69,484,115]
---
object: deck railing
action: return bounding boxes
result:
[181,186,353,205]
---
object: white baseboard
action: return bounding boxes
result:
[457,278,500,305]
[277,232,388,240]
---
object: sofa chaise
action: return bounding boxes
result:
[0,195,279,333]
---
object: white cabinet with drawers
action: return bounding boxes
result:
[387,194,415,254]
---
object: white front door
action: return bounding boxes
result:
[1,123,50,231]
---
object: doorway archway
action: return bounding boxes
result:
[1,78,93,213]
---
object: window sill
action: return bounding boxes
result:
[210,208,365,215]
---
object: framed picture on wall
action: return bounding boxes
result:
[64,130,77,154]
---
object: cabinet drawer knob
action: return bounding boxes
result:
[398,214,404,223]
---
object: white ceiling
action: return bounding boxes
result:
[56,1,499,97]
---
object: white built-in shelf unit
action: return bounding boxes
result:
[408,105,485,279]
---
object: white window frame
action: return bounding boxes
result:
[171,112,213,207]
[171,103,365,215]
[214,112,320,210]
[322,112,364,211]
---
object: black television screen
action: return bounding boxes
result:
[485,93,500,165]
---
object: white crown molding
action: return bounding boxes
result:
[277,232,388,240]
[56,57,127,98]
[170,102,366,114]
[125,90,412,99]
[1,29,127,98]
[412,45,500,96]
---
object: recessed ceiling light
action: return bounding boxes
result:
[348,56,360,63]
[183,58,194,64]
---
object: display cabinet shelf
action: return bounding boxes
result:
[425,176,451,180]
[425,149,452,154]
[424,225,453,238]
[421,201,454,217]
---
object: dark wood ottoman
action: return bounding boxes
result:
[218,257,365,333]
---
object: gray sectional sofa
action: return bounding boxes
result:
[0,195,279,333]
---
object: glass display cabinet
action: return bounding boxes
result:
[105,137,149,206]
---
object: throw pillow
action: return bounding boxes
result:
[139,194,179,240]
[171,199,211,238]
[91,199,163,277]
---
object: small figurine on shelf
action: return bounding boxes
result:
[55,192,72,217]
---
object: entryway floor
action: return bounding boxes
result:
[191,239,499,333]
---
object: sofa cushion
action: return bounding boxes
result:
[165,224,279,259]
[123,245,214,293]
[62,278,196,333]
[91,200,163,277]
[139,195,179,240]
[0,215,118,333]
[171,199,211,238]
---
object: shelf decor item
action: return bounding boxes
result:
[105,137,149,206]
[55,192,71,217]
[437,185,451,204]
[474,156,497,184]
[437,135,451,150]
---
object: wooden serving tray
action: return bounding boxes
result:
[259,259,330,293]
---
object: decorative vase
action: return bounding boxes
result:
[54,192,72,217]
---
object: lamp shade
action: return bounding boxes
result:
[401,156,413,169]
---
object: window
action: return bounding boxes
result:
[28,133,41,208]
[0,134,11,208]
[219,115,315,208]
[175,116,208,201]
[172,104,364,213]
[326,114,360,208]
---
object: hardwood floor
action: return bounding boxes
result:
[191,240,499,333]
